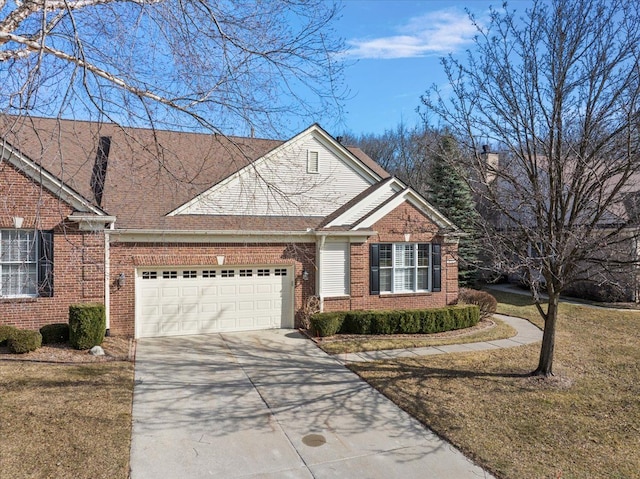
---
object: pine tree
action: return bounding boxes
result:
[426,135,481,287]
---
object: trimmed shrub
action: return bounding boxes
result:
[343,311,375,334]
[312,306,480,337]
[7,329,42,354]
[0,325,19,345]
[310,312,345,337]
[69,303,106,350]
[398,311,421,334]
[459,288,498,320]
[40,323,70,345]
[371,311,400,335]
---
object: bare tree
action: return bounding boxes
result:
[0,0,345,135]
[341,122,435,194]
[422,0,640,376]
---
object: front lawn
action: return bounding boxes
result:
[350,291,640,479]
[0,361,134,479]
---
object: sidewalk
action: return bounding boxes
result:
[332,314,542,364]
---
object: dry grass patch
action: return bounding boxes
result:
[350,292,640,479]
[315,317,517,355]
[0,361,134,479]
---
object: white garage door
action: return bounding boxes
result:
[136,266,294,338]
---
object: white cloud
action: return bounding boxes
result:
[346,9,477,60]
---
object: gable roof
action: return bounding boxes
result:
[1,116,455,235]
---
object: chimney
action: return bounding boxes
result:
[91,136,111,207]
[480,145,499,183]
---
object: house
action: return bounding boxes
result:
[477,148,640,302]
[0,116,460,338]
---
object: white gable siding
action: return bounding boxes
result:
[175,132,373,217]
[328,181,400,226]
[320,240,350,297]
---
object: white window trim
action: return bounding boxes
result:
[0,229,38,298]
[379,243,431,294]
[307,150,319,174]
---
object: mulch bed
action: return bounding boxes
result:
[302,318,496,343]
[0,336,134,363]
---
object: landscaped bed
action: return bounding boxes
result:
[349,290,640,478]
[310,316,517,355]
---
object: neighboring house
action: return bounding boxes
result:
[478,149,640,301]
[0,116,460,338]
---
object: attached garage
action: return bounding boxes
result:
[135,265,294,338]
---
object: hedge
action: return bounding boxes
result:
[7,329,42,354]
[40,323,70,344]
[310,305,480,337]
[69,303,106,350]
[0,325,19,345]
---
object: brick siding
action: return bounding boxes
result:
[324,202,459,313]
[108,241,316,336]
[0,163,105,331]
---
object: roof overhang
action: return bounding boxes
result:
[108,228,377,244]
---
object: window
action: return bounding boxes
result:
[221,269,234,277]
[142,271,158,279]
[239,269,253,277]
[370,243,439,294]
[0,230,53,298]
[202,270,216,278]
[162,271,177,279]
[274,268,287,276]
[182,270,197,278]
[257,269,270,276]
[307,151,319,173]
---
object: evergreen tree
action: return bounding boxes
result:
[426,135,481,287]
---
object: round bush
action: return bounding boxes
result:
[7,329,42,354]
[0,325,19,345]
[40,323,70,344]
[459,288,498,320]
[69,303,106,350]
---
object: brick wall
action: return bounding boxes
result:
[324,201,459,313]
[108,241,316,336]
[0,162,105,331]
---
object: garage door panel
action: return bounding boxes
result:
[136,266,293,338]
[220,285,237,295]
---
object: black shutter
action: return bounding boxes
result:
[370,243,380,295]
[38,230,54,297]
[431,243,441,292]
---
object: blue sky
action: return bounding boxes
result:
[334,0,532,136]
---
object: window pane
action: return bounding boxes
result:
[380,269,392,292]
[394,267,414,292]
[0,264,37,296]
[1,230,36,262]
[379,244,392,267]
[417,268,429,290]
[417,244,430,267]
[394,244,414,268]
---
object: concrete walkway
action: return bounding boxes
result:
[130,330,495,479]
[332,314,542,364]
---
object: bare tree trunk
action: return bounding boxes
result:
[533,292,559,376]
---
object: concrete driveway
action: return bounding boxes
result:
[130,329,493,478]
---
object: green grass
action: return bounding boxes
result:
[350,291,640,479]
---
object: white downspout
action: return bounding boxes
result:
[317,235,326,311]
[104,229,110,332]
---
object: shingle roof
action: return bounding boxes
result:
[1,116,388,232]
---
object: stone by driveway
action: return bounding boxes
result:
[130,330,493,478]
